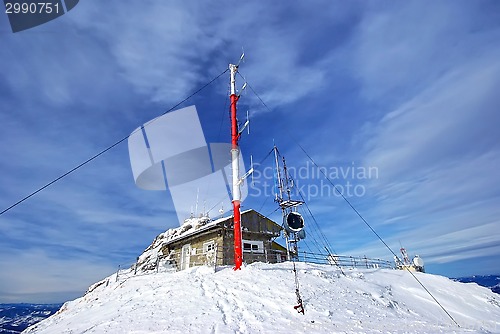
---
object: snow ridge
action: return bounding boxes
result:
[25,262,500,333]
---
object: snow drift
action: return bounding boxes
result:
[24,262,500,333]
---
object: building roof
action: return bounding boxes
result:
[161,209,277,246]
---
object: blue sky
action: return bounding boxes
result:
[1,1,499,303]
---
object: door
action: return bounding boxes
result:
[180,244,191,270]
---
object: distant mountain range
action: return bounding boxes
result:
[0,304,61,334]
[453,275,500,295]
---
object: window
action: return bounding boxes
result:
[242,240,264,253]
[203,240,216,253]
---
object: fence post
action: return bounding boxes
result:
[214,244,218,272]
[116,265,120,282]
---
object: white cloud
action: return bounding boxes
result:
[351,1,498,102]
[363,56,500,177]
[349,56,500,265]
[308,2,500,273]
[63,0,339,111]
[0,250,116,303]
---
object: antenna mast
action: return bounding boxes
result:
[273,146,306,314]
[230,62,243,270]
[273,146,305,260]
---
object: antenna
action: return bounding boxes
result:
[236,51,245,67]
[195,188,200,217]
[274,146,284,201]
[282,156,291,201]
[273,146,305,260]
[239,166,254,185]
[237,81,247,99]
[229,62,243,270]
[219,203,224,216]
[229,57,253,270]
[239,82,247,95]
[238,118,250,135]
[250,155,254,186]
[273,145,306,314]
[247,110,250,135]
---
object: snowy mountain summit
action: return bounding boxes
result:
[135,215,213,272]
[25,262,500,333]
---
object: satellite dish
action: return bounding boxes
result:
[413,256,424,268]
[285,212,304,232]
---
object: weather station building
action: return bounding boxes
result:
[136,209,287,272]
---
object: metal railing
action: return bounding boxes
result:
[112,248,393,283]
[148,246,393,272]
[298,252,393,269]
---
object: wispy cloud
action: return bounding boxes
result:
[330,2,500,271]
[1,0,499,302]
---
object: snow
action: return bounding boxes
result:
[24,262,500,333]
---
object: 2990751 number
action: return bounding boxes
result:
[5,2,60,14]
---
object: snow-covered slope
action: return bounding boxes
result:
[24,263,500,333]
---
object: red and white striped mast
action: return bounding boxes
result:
[229,63,243,270]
